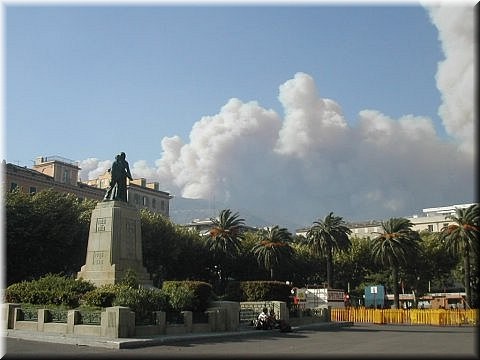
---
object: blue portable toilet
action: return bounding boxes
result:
[364,285,386,308]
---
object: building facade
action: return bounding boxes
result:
[295,203,477,239]
[85,171,172,217]
[182,218,258,236]
[3,155,172,217]
[3,157,105,201]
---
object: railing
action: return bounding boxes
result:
[21,308,38,321]
[49,308,68,323]
[289,304,324,318]
[239,301,278,323]
[331,307,478,326]
[79,310,102,325]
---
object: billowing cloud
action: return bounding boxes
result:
[78,5,475,229]
[78,158,111,182]
[428,4,476,156]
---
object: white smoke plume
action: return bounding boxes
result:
[78,158,111,182]
[78,5,476,228]
[428,4,476,156]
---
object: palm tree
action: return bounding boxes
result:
[371,217,420,309]
[306,212,352,288]
[205,209,245,288]
[439,204,479,308]
[252,225,294,280]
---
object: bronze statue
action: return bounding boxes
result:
[104,152,133,202]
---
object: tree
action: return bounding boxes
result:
[414,231,459,295]
[438,204,479,307]
[334,236,375,297]
[140,209,210,286]
[252,226,294,280]
[5,188,96,285]
[204,209,245,289]
[371,217,420,309]
[306,212,352,288]
[229,231,265,281]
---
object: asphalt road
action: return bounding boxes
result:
[3,324,478,359]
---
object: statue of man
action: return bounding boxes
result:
[103,152,133,202]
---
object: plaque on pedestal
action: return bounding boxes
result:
[77,200,152,287]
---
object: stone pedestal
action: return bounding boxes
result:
[77,201,152,287]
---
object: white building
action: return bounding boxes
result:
[295,203,477,238]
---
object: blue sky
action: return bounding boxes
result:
[2,2,476,229]
[6,4,443,164]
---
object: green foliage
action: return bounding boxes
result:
[5,274,95,308]
[82,284,168,314]
[306,212,352,288]
[438,204,479,307]
[81,284,119,308]
[205,209,245,259]
[333,236,375,291]
[162,281,213,312]
[239,281,291,302]
[222,281,242,301]
[251,226,294,280]
[162,282,196,312]
[112,286,169,315]
[6,189,96,285]
[120,269,139,288]
[140,209,211,286]
[371,217,421,308]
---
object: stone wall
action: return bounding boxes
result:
[2,302,239,339]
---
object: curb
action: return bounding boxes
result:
[4,322,354,349]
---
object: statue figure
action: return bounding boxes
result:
[104,152,133,202]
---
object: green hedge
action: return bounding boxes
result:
[239,281,292,302]
[4,274,96,308]
[162,281,213,312]
[82,284,168,314]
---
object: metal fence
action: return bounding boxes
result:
[331,307,478,326]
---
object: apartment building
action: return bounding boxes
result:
[295,203,477,239]
[85,171,172,217]
[182,218,258,236]
[409,204,477,233]
[3,157,104,201]
[3,155,172,217]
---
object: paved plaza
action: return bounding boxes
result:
[4,323,478,359]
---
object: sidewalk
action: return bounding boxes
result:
[3,321,354,349]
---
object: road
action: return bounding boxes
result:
[4,324,478,359]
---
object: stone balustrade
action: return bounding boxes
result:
[1,301,240,339]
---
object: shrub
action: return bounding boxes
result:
[120,268,139,289]
[5,274,95,308]
[162,282,196,312]
[81,284,119,308]
[82,284,168,315]
[112,286,168,314]
[162,281,213,312]
[240,281,291,302]
[223,281,242,301]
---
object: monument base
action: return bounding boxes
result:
[77,200,152,287]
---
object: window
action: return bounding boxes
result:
[428,225,434,232]
[62,169,70,183]
[29,187,37,194]
[10,182,18,191]
[143,196,148,206]
[152,199,156,209]
[134,194,140,205]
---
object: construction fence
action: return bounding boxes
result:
[331,307,478,326]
